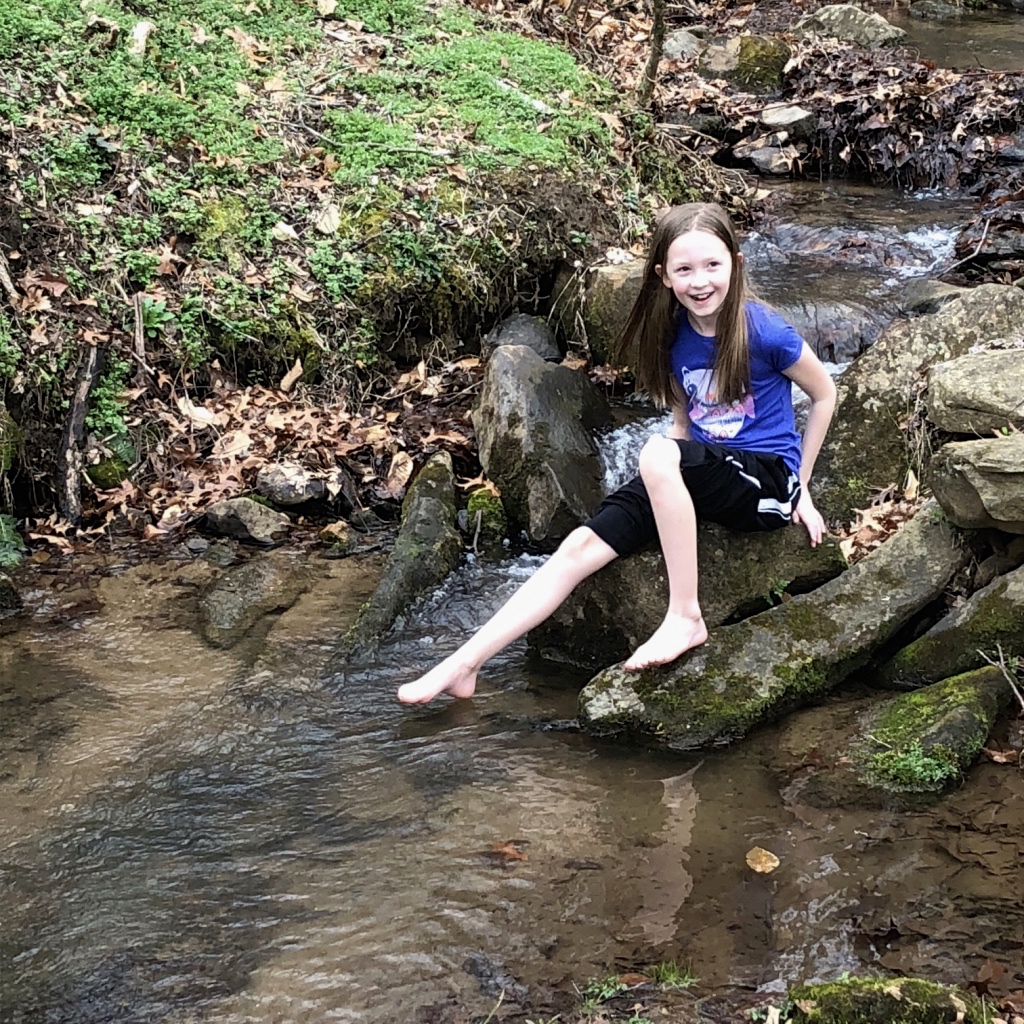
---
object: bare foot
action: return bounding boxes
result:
[623,612,708,672]
[397,655,479,704]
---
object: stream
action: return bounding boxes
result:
[4,12,1024,1018]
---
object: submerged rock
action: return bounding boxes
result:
[792,4,906,48]
[884,561,1024,688]
[927,350,1024,434]
[578,502,968,751]
[336,452,462,658]
[930,433,1024,533]
[815,284,1024,524]
[204,497,291,546]
[473,345,610,547]
[529,524,846,671]
[198,556,308,648]
[788,975,986,1023]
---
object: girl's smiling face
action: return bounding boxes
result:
[657,228,736,335]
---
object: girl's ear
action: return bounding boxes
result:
[655,264,671,288]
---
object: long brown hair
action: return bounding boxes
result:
[614,203,752,408]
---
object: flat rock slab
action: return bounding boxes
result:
[927,349,1024,434]
[529,524,846,671]
[578,502,969,751]
[199,556,308,648]
[930,432,1024,533]
[205,497,291,546]
[335,452,462,659]
[885,561,1024,688]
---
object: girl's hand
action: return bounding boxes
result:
[793,491,825,547]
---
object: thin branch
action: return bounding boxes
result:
[941,217,992,275]
[978,643,1024,713]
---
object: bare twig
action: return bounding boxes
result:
[57,343,104,525]
[978,643,1024,713]
[131,292,155,387]
[941,217,992,275]
[0,250,20,307]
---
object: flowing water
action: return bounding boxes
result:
[2,539,1022,1023]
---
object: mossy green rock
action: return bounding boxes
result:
[789,975,985,1023]
[884,561,1024,688]
[465,487,507,550]
[529,524,846,671]
[816,285,1024,525]
[856,667,1011,793]
[578,502,968,750]
[699,35,791,92]
[340,452,462,656]
[86,455,130,489]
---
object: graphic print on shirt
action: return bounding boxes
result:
[679,367,756,440]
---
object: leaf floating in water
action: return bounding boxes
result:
[479,840,529,866]
[745,846,780,874]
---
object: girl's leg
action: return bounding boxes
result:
[397,526,619,703]
[623,436,707,671]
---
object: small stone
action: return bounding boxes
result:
[255,463,327,506]
[663,27,703,60]
[320,520,358,556]
[185,536,210,554]
[205,497,290,546]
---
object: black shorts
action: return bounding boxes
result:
[585,440,801,557]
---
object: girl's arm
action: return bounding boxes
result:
[667,379,692,440]
[784,343,838,546]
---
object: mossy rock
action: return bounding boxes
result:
[736,35,791,91]
[789,975,985,1023]
[884,561,1024,688]
[856,667,1012,792]
[87,455,130,489]
[465,487,506,550]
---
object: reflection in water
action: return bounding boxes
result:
[2,517,1024,1014]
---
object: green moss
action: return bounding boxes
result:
[789,975,985,1024]
[866,742,959,790]
[466,487,506,547]
[736,35,791,91]
[87,455,131,489]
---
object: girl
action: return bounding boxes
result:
[398,202,837,705]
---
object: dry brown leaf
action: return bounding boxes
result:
[745,847,780,873]
[384,451,414,499]
[314,203,341,235]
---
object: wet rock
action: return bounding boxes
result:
[552,260,643,366]
[462,952,530,1005]
[927,350,1024,434]
[930,433,1024,533]
[955,203,1024,264]
[814,284,1024,524]
[203,541,240,568]
[198,557,308,648]
[320,520,358,556]
[699,34,791,92]
[664,27,703,60]
[185,535,209,554]
[0,573,21,619]
[750,145,799,175]
[760,104,815,139]
[530,525,846,671]
[770,294,882,363]
[792,4,906,48]
[336,452,462,657]
[788,975,986,1023]
[473,346,610,547]
[897,278,968,316]
[884,561,1024,688]
[481,312,560,363]
[577,502,968,751]
[464,486,507,554]
[204,497,291,546]
[908,0,961,18]
[855,668,1012,792]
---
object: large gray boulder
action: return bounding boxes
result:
[578,502,968,750]
[930,433,1024,533]
[927,350,1024,435]
[204,496,291,545]
[529,524,846,670]
[473,346,610,547]
[337,452,462,657]
[815,285,1024,524]
[792,4,906,47]
[884,561,1024,688]
[198,556,308,648]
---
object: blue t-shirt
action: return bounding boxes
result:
[669,302,804,475]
